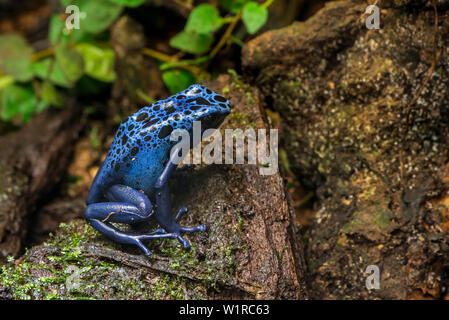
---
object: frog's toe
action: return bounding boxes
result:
[176,235,191,250]
[178,224,206,233]
[175,206,188,222]
[135,239,152,257]
[151,228,167,235]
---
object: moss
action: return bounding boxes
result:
[336,235,348,247]
[373,207,393,228]
[157,240,201,272]
[0,220,158,299]
[245,92,255,105]
[230,111,255,128]
[151,274,184,300]
[234,210,244,235]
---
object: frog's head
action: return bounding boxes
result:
[171,84,231,134]
[127,85,231,151]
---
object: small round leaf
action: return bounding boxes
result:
[0,84,47,122]
[32,59,74,88]
[60,0,123,34]
[0,34,33,82]
[75,43,116,82]
[242,1,268,34]
[55,43,85,84]
[41,81,64,108]
[170,31,214,54]
[186,4,223,34]
[162,70,196,94]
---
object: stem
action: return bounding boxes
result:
[173,0,193,11]
[159,56,209,71]
[262,0,275,8]
[222,17,235,24]
[31,47,55,62]
[136,89,155,104]
[297,192,314,209]
[142,48,205,75]
[208,6,243,60]
[230,35,244,47]
[141,48,177,63]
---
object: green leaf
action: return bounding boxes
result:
[49,14,93,44]
[55,43,85,84]
[0,84,48,122]
[242,1,268,34]
[219,0,245,14]
[186,4,223,34]
[40,81,64,108]
[0,34,33,82]
[170,31,213,54]
[49,15,63,44]
[162,70,195,94]
[0,75,14,90]
[75,43,116,82]
[31,59,74,88]
[60,0,123,33]
[107,0,145,7]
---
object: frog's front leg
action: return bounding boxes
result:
[85,184,182,256]
[154,153,206,250]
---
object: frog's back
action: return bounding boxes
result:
[88,104,176,202]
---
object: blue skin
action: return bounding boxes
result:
[85,84,231,256]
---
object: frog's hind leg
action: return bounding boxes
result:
[86,184,154,224]
[153,156,206,250]
[84,184,180,256]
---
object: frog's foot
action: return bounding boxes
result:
[87,219,182,257]
[156,208,206,250]
[175,206,188,222]
[150,223,206,250]
[172,222,206,250]
[175,206,206,232]
[179,224,207,233]
[174,205,206,234]
[175,234,191,250]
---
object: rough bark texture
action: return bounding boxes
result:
[0,104,83,261]
[0,75,308,300]
[242,0,449,299]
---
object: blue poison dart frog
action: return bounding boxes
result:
[85,85,231,256]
